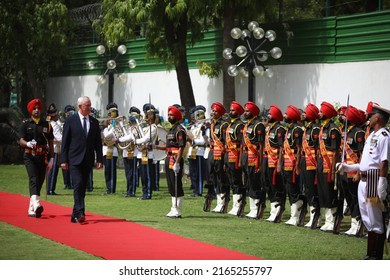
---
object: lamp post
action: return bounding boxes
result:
[87,44,137,104]
[223,21,282,101]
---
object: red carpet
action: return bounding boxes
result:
[0,192,260,260]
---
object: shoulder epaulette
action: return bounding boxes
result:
[382,131,388,136]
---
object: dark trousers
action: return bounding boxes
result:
[284,170,302,205]
[69,161,91,218]
[139,158,156,198]
[62,168,73,189]
[189,156,206,195]
[268,166,286,207]
[316,158,338,208]
[24,154,46,196]
[47,153,60,193]
[208,154,228,194]
[123,157,139,196]
[103,156,117,193]
[165,157,184,197]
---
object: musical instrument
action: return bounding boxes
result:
[103,116,144,150]
[154,126,167,161]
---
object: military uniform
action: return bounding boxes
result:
[265,105,287,222]
[224,101,245,216]
[241,101,265,219]
[19,98,54,217]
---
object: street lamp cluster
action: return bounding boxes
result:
[223,21,282,101]
[87,44,137,103]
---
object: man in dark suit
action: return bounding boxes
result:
[60,96,103,223]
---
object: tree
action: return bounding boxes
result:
[97,0,214,115]
[0,0,70,112]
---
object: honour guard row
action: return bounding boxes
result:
[19,97,389,260]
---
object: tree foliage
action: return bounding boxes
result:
[0,0,70,110]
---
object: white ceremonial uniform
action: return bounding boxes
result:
[358,127,390,234]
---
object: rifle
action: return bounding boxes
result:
[332,173,344,234]
[203,184,214,212]
[256,193,266,219]
[221,188,230,213]
[298,194,308,226]
[236,188,247,217]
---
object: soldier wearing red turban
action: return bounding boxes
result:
[205,102,229,213]
[163,105,187,217]
[338,105,365,236]
[283,105,305,226]
[19,98,54,218]
[240,101,266,219]
[316,101,341,232]
[225,101,245,216]
[302,103,321,228]
[265,104,287,222]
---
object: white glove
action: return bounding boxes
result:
[26,141,36,149]
[119,134,134,143]
[173,162,180,174]
[336,162,360,173]
[378,177,388,200]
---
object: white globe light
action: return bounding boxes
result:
[96,75,106,84]
[117,73,127,83]
[222,48,233,60]
[107,60,116,70]
[270,47,282,59]
[248,21,259,32]
[253,27,265,39]
[265,68,274,78]
[87,61,95,70]
[117,45,127,55]
[241,29,251,39]
[253,66,264,77]
[230,27,242,40]
[265,30,276,41]
[128,59,136,69]
[239,67,248,78]
[236,45,247,58]
[227,65,239,77]
[96,45,106,55]
[257,50,269,62]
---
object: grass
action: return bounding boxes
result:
[0,164,382,260]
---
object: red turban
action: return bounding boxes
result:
[269,104,283,121]
[211,102,226,116]
[358,109,366,124]
[27,98,43,115]
[168,105,182,121]
[338,106,347,115]
[320,102,337,119]
[244,101,260,116]
[305,103,319,121]
[285,105,301,121]
[230,101,244,116]
[366,101,380,114]
[347,106,361,124]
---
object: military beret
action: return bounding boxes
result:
[47,103,58,116]
[64,105,75,113]
[143,103,155,113]
[106,102,118,111]
[129,106,141,115]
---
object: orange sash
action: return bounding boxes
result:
[319,126,335,182]
[225,123,240,169]
[243,124,259,169]
[210,122,225,160]
[302,128,317,171]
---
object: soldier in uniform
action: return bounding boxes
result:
[338,104,389,259]
[301,103,321,228]
[317,101,341,232]
[265,104,287,222]
[102,102,119,194]
[46,103,62,195]
[158,105,187,217]
[283,105,305,226]
[19,98,54,217]
[338,105,365,236]
[207,102,229,213]
[62,105,75,189]
[224,101,245,215]
[87,107,99,192]
[241,102,266,219]
[121,106,141,197]
[187,105,208,197]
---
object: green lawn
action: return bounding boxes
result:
[0,164,381,260]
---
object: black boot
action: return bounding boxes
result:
[374,233,385,260]
[363,231,377,260]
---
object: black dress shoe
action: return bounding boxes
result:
[71,215,86,223]
[48,191,57,195]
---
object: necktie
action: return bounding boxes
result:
[83,117,88,137]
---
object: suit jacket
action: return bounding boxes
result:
[60,114,103,169]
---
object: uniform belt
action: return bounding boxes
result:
[25,148,46,156]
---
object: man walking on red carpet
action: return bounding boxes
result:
[60,96,103,223]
